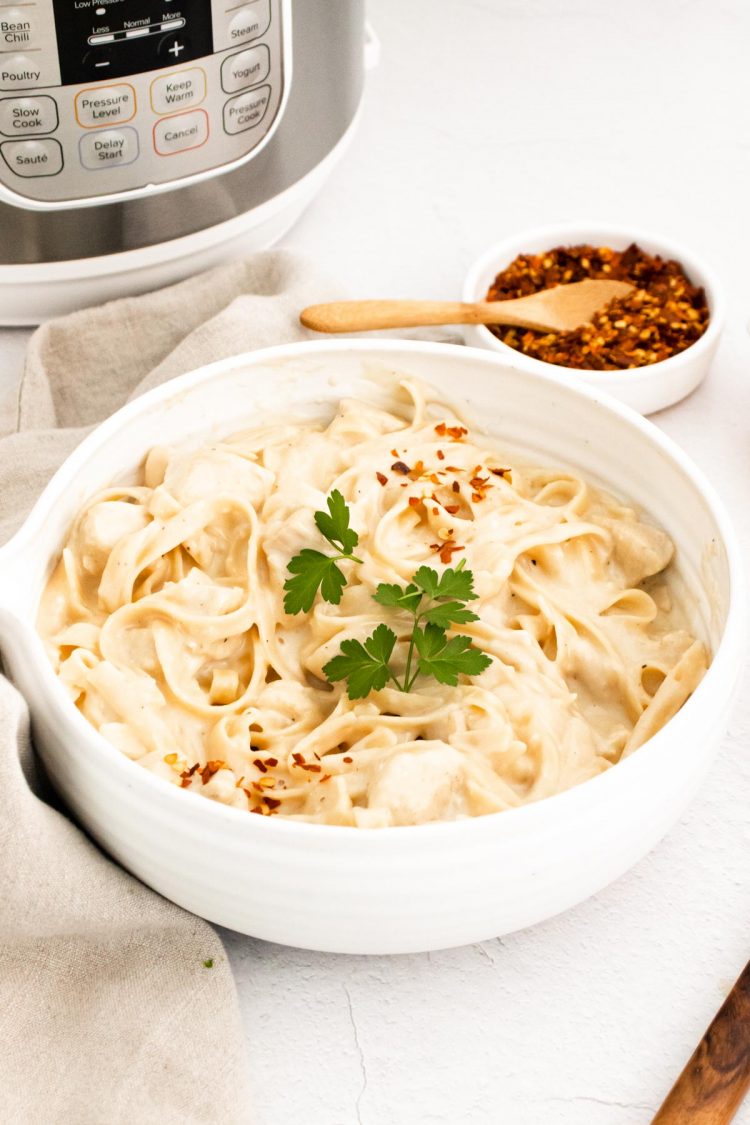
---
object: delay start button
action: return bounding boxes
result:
[75,84,136,128]
[223,85,270,135]
[79,126,139,170]
[0,9,37,49]
[153,108,209,155]
[0,95,58,137]
[1,137,63,177]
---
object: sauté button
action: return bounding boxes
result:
[79,126,139,169]
[223,85,270,135]
[150,67,206,115]
[75,84,136,128]
[0,137,63,177]
[0,95,58,137]
[153,108,208,155]
[227,1,271,47]
[0,54,43,91]
[221,45,270,94]
[0,9,37,50]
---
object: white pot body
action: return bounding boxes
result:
[0,340,743,953]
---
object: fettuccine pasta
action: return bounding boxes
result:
[38,378,707,827]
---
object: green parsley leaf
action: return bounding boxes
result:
[373,582,423,614]
[413,623,492,686]
[412,563,476,603]
[323,624,397,700]
[421,601,480,628]
[283,549,346,614]
[314,489,359,555]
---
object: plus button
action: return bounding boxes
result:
[168,40,185,58]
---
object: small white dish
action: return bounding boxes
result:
[463,223,724,415]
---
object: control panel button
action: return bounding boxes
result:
[75,85,136,129]
[79,126,139,170]
[1,137,63,177]
[221,45,270,94]
[158,33,191,61]
[0,9,36,50]
[150,67,206,115]
[153,108,209,155]
[0,54,43,91]
[223,85,271,135]
[227,1,271,47]
[0,95,58,137]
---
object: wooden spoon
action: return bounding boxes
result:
[652,959,750,1124]
[300,279,634,335]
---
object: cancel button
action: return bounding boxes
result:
[153,108,209,155]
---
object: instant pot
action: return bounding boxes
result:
[0,0,372,323]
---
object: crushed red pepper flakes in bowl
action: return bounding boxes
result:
[485,243,709,371]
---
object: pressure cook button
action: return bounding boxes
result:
[223,85,270,135]
[221,45,270,94]
[227,1,271,47]
[0,95,58,137]
[0,137,63,177]
[75,84,136,128]
[0,54,43,91]
[150,67,206,114]
[0,9,37,50]
[79,126,139,169]
[153,108,208,155]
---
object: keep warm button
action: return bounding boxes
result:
[1,137,62,177]
[80,127,139,170]
[223,85,270,135]
[75,84,136,129]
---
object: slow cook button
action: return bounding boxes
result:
[153,108,208,155]
[223,85,270,135]
[75,84,136,128]
[79,126,139,170]
[150,67,206,115]
[0,95,58,137]
[0,54,43,90]
[0,9,37,50]
[0,137,63,177]
[221,45,270,94]
[227,0,271,47]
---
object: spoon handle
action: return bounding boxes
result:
[299,300,529,333]
[652,960,750,1124]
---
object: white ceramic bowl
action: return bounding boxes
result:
[463,223,724,415]
[0,340,743,954]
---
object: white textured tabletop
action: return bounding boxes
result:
[2,2,749,1122]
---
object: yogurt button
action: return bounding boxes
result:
[0,55,42,90]
[0,95,58,137]
[223,85,270,135]
[153,108,208,155]
[0,137,63,177]
[221,45,270,94]
[0,10,37,50]
[79,126,139,169]
[227,1,271,46]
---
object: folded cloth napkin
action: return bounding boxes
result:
[0,252,335,1125]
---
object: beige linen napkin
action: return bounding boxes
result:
[0,252,333,1125]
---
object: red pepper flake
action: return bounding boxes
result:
[408,460,425,480]
[300,763,322,773]
[263,796,282,810]
[490,468,510,477]
[444,504,460,515]
[253,757,268,774]
[390,448,399,457]
[292,752,305,765]
[437,449,445,460]
[472,492,483,503]
[408,496,421,509]
[452,481,460,493]
[437,542,465,564]
[376,471,388,486]
[391,461,410,475]
[446,465,461,473]
[180,777,192,789]
[319,774,332,784]
[265,757,278,768]
[432,507,439,516]
[249,806,264,815]
[435,423,467,441]
[200,760,226,785]
[343,756,353,763]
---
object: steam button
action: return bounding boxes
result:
[227,1,271,47]
[1,137,63,177]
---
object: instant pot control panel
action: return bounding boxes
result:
[0,0,289,207]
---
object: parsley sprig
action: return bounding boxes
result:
[324,560,492,699]
[283,490,363,614]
